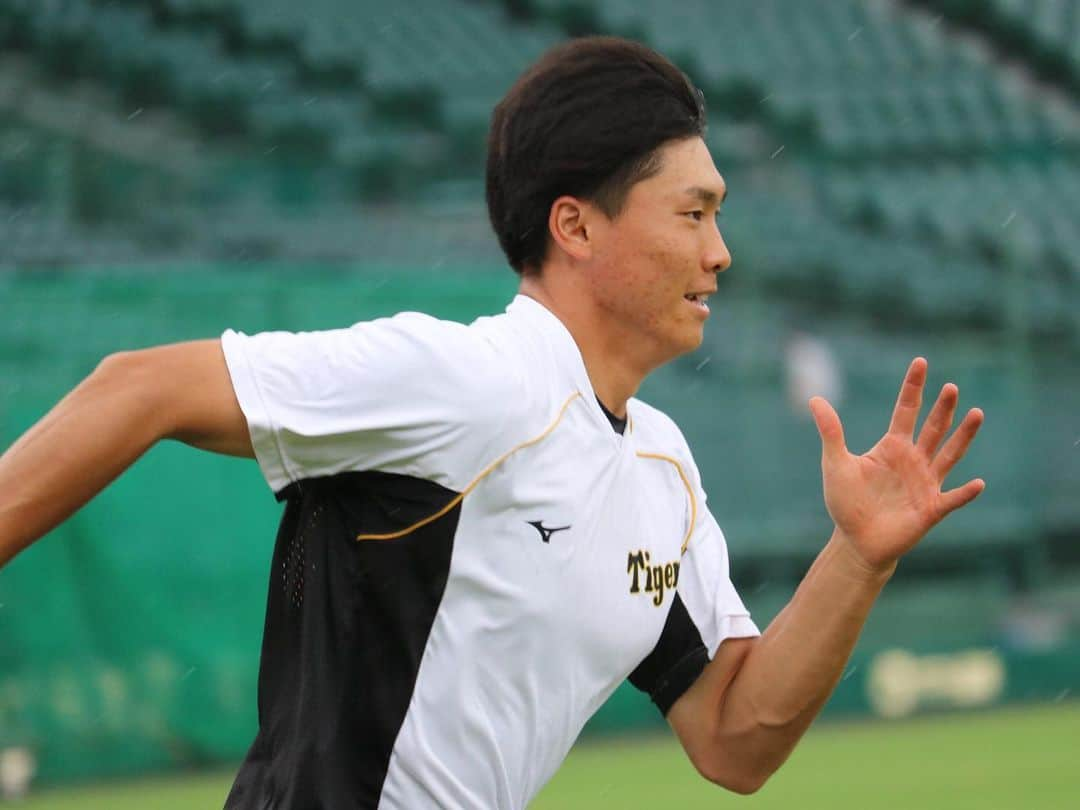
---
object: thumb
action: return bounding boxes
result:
[809,396,847,463]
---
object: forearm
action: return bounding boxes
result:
[0,353,168,568]
[737,530,893,723]
[710,530,893,782]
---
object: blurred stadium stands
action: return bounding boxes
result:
[1,0,1079,789]
[1,0,1077,333]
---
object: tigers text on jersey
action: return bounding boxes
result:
[219,294,759,810]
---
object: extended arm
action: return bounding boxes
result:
[0,340,252,568]
[669,358,985,793]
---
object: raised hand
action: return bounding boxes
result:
[808,357,985,572]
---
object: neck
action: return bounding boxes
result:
[519,269,652,420]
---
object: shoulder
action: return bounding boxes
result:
[350,310,502,372]
[629,398,694,458]
[221,309,531,492]
[379,310,529,428]
[230,310,524,419]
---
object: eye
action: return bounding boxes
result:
[685,210,704,221]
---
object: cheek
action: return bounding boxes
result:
[593,233,691,325]
[629,249,688,328]
[644,240,693,286]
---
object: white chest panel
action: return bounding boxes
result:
[379,398,694,809]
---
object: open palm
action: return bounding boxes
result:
[809,358,985,571]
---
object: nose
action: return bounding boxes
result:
[703,220,731,274]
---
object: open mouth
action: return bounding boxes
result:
[684,293,710,311]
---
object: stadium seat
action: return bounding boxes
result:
[530,0,1080,154]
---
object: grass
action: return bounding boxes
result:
[17,701,1079,809]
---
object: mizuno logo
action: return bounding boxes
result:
[526,520,571,544]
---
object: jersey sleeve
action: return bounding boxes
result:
[678,501,760,656]
[220,313,513,496]
[629,427,760,715]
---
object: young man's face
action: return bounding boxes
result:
[586,137,730,367]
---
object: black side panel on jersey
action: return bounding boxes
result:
[224,470,461,810]
[628,593,710,716]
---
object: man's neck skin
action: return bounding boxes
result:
[519,264,654,420]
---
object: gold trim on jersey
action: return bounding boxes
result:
[356,392,583,541]
[634,452,697,554]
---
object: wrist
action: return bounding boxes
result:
[828,528,897,583]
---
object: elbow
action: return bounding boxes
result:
[96,348,163,389]
[91,350,173,430]
[700,761,771,796]
[93,350,142,382]
[728,771,770,796]
[94,350,157,404]
[691,725,781,796]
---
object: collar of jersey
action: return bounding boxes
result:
[506,294,624,435]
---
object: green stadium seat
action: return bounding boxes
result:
[532,0,1080,154]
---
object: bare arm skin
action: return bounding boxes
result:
[0,340,252,568]
[669,358,986,794]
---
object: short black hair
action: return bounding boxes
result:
[486,36,707,275]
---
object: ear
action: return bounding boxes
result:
[547,195,594,262]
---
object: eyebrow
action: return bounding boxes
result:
[684,186,728,206]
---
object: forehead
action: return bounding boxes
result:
[637,137,726,201]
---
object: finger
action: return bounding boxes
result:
[915,382,958,458]
[888,357,928,439]
[931,408,985,481]
[938,477,986,517]
[809,396,848,464]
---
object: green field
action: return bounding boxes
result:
[18,702,1079,809]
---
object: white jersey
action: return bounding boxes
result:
[220,294,759,810]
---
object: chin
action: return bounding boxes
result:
[681,322,707,352]
[659,328,704,364]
